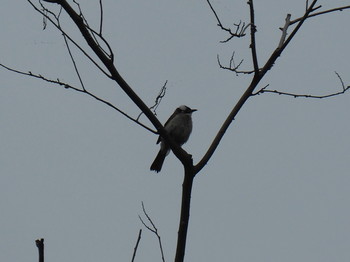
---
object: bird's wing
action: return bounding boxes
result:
[156,109,178,144]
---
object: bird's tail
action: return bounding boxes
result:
[150,150,166,173]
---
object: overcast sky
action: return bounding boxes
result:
[1,1,350,262]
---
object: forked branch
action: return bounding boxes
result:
[0,63,157,134]
[139,202,166,262]
[253,72,350,98]
[196,0,348,173]
[206,0,249,42]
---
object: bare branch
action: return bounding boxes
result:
[29,0,112,77]
[291,5,350,25]
[38,0,191,167]
[206,0,248,42]
[71,0,114,62]
[35,238,44,262]
[247,0,259,73]
[99,0,103,35]
[61,23,86,91]
[195,0,328,174]
[138,202,166,262]
[278,14,291,48]
[217,54,254,75]
[253,87,350,98]
[136,80,167,122]
[0,64,157,134]
[335,71,346,91]
[150,81,167,115]
[131,229,142,262]
[252,72,350,98]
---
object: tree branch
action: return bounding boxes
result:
[139,202,166,262]
[38,0,194,168]
[217,53,254,75]
[196,0,329,174]
[28,0,112,77]
[206,0,248,42]
[174,168,194,262]
[98,0,103,35]
[131,229,142,262]
[290,5,350,25]
[278,14,291,48]
[0,63,157,134]
[35,238,44,262]
[248,0,259,73]
[253,72,350,98]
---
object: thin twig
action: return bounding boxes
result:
[29,0,112,77]
[71,0,113,61]
[138,202,166,262]
[0,64,157,133]
[99,0,103,35]
[252,72,350,98]
[217,54,254,75]
[131,229,142,262]
[254,87,350,98]
[206,0,247,42]
[291,5,350,25]
[150,81,168,115]
[335,71,346,91]
[137,80,167,121]
[61,22,86,91]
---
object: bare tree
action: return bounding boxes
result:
[2,0,350,261]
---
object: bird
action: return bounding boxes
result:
[150,105,197,173]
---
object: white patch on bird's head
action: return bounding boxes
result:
[177,105,197,114]
[178,105,190,111]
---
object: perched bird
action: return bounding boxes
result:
[150,105,197,173]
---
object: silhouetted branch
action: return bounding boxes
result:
[217,53,254,75]
[70,0,114,61]
[37,0,191,170]
[131,229,142,262]
[98,0,103,35]
[206,0,248,42]
[196,0,332,174]
[137,80,167,121]
[290,4,350,25]
[35,238,44,262]
[61,23,86,91]
[0,64,156,134]
[139,202,165,262]
[253,72,350,98]
[247,0,259,73]
[29,0,112,77]
[174,168,194,262]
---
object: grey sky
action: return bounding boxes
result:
[1,1,350,261]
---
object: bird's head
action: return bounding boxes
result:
[177,105,197,114]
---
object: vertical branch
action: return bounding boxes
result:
[131,229,142,262]
[174,168,195,262]
[278,14,291,48]
[247,0,259,74]
[35,238,44,262]
[99,0,103,35]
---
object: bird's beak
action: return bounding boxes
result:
[191,109,197,113]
